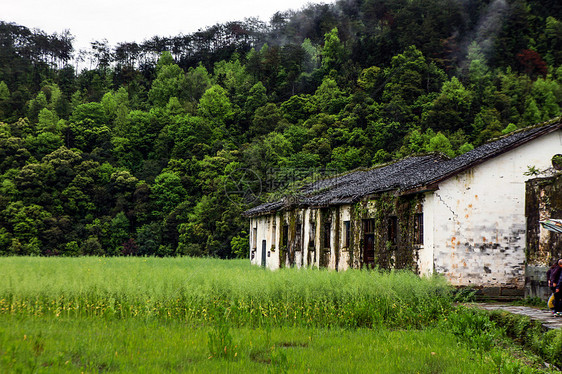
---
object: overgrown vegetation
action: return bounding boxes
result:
[0,257,557,372]
[0,257,452,328]
[1,0,562,257]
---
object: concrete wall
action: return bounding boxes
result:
[427,130,562,290]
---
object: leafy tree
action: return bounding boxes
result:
[198,85,233,127]
[321,28,347,75]
[148,52,188,107]
[151,172,187,217]
[426,132,455,158]
[314,77,347,114]
[231,231,249,258]
[423,77,473,133]
[185,64,212,102]
[108,212,130,255]
[250,103,287,137]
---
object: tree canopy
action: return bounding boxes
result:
[0,0,562,257]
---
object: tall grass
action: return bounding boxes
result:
[0,318,523,373]
[0,257,452,328]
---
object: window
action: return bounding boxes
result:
[388,217,398,245]
[252,227,257,249]
[323,222,331,249]
[295,223,302,251]
[362,219,374,234]
[272,223,276,247]
[344,221,351,247]
[282,225,288,247]
[414,213,423,245]
[362,219,375,265]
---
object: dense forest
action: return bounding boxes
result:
[0,0,561,258]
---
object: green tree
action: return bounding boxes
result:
[185,64,212,102]
[148,52,188,107]
[423,77,473,133]
[250,103,287,137]
[321,27,347,75]
[151,172,187,217]
[108,212,130,255]
[198,85,233,128]
[426,132,454,158]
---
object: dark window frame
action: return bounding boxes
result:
[252,227,257,250]
[413,213,423,245]
[323,222,331,249]
[388,216,398,245]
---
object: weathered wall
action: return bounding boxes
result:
[419,192,435,276]
[338,206,352,271]
[428,130,562,291]
[250,196,423,273]
[525,174,562,298]
[250,215,281,270]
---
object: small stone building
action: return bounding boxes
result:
[526,173,562,298]
[243,120,562,297]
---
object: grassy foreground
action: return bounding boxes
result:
[0,317,523,373]
[0,257,451,328]
[0,257,557,373]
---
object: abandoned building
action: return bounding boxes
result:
[243,119,562,298]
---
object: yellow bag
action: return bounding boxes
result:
[549,293,555,309]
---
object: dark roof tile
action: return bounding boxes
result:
[243,119,562,217]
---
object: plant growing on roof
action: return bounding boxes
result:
[552,154,562,170]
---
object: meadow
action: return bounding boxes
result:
[0,257,557,373]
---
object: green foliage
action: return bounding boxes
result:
[321,27,347,75]
[426,132,455,157]
[0,258,551,372]
[445,307,501,354]
[1,5,562,259]
[198,85,233,125]
[0,317,542,373]
[208,307,237,360]
[0,257,453,328]
[231,231,249,258]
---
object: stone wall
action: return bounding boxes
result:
[525,174,562,298]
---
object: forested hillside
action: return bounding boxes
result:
[1,0,561,257]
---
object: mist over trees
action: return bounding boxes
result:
[1,0,561,257]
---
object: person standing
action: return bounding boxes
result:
[547,260,559,313]
[553,259,562,316]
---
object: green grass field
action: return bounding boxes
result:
[0,257,556,373]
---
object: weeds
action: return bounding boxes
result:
[0,257,453,328]
[0,257,555,372]
[207,307,237,360]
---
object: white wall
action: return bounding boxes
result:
[428,130,562,287]
[338,205,352,271]
[419,193,434,276]
[249,215,281,270]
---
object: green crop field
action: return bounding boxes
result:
[0,257,556,373]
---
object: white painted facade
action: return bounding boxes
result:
[247,127,562,291]
[423,129,562,287]
[250,205,355,270]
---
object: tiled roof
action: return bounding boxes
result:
[243,119,562,217]
[401,119,562,191]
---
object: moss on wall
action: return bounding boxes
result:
[348,193,423,271]
[526,174,562,266]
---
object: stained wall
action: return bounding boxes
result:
[426,130,562,292]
